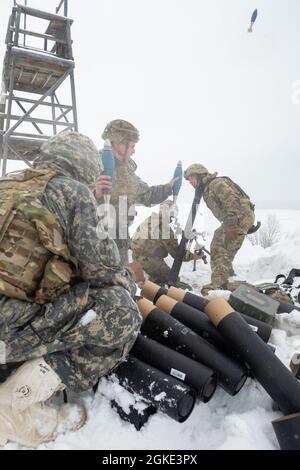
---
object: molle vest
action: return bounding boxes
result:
[0,168,77,303]
[203,176,255,223]
[221,177,255,210]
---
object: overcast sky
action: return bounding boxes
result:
[1,0,300,208]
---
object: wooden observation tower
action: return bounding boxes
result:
[0,0,78,175]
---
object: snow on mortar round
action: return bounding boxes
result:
[111,355,196,423]
[131,332,217,402]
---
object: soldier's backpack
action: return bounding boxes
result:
[0,168,77,303]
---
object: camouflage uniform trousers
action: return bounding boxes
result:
[133,254,171,285]
[210,210,255,288]
[0,282,142,392]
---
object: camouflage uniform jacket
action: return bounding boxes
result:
[33,134,136,294]
[41,176,135,292]
[131,212,193,261]
[0,132,141,390]
[99,155,172,237]
[203,175,255,229]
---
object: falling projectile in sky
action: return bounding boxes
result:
[248,9,258,33]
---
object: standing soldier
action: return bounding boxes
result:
[184,164,259,294]
[95,120,176,264]
[131,200,194,289]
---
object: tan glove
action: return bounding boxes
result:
[126,261,146,284]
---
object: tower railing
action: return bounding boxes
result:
[0,0,77,175]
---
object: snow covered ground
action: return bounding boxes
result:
[2,208,300,450]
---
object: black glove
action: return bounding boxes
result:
[247,221,261,234]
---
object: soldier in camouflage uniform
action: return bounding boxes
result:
[0,131,142,447]
[184,164,257,294]
[131,200,194,289]
[95,120,176,264]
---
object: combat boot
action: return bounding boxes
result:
[201,281,229,296]
[0,358,86,448]
[54,403,86,435]
[175,280,193,291]
[201,283,219,296]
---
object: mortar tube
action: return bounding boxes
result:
[204,297,300,415]
[141,284,251,366]
[142,281,272,343]
[276,299,300,314]
[158,293,276,376]
[131,334,217,402]
[141,280,168,304]
[272,351,300,412]
[155,294,237,355]
[111,355,196,423]
[137,297,248,396]
[166,284,272,343]
[271,353,300,445]
[272,413,300,450]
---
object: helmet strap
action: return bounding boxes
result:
[113,141,130,160]
[196,175,206,190]
[123,141,130,157]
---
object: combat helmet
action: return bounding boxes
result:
[184,163,209,180]
[102,119,140,145]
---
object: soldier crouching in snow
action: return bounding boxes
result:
[131,200,196,290]
[0,131,142,447]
